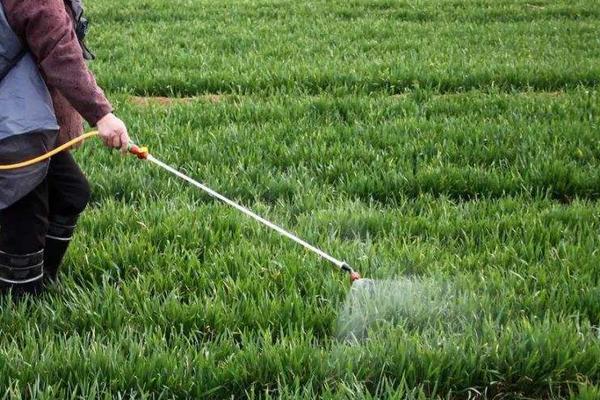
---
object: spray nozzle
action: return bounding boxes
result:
[339,262,364,284]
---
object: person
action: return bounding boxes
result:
[0,0,129,296]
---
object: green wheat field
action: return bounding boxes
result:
[1,0,600,398]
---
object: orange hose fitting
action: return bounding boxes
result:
[128,144,149,160]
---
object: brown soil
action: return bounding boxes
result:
[130,94,225,106]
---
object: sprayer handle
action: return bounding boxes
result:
[128,142,149,160]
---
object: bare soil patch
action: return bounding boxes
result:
[130,95,225,106]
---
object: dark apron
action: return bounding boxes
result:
[0,131,57,209]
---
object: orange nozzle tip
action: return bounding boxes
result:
[350,272,361,282]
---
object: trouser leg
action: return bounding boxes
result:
[44,151,91,281]
[0,181,49,296]
[0,150,90,293]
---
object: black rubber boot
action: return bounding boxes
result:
[43,238,70,282]
[43,215,78,281]
[0,249,45,298]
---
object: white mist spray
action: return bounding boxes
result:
[337,276,460,342]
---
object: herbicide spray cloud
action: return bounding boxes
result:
[337,275,460,341]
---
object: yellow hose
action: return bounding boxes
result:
[0,131,99,171]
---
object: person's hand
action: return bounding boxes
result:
[96,113,130,152]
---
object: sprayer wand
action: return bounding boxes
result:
[139,150,362,283]
[0,132,363,284]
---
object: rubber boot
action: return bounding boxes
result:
[44,215,77,281]
[0,249,45,298]
[43,238,70,281]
